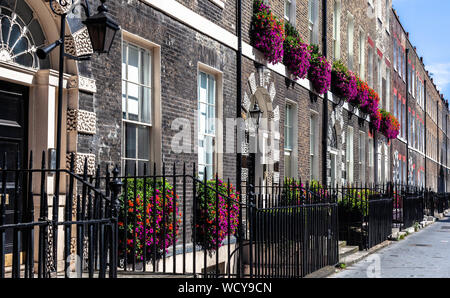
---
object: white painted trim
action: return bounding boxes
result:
[140,0,237,49]
[208,0,225,9]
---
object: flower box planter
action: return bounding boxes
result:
[251,0,284,65]
[283,23,311,80]
[330,60,357,102]
[307,45,331,95]
[379,109,400,140]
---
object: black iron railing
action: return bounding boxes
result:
[0,151,120,278]
[332,184,392,250]
[248,180,339,277]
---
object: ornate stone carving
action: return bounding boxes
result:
[67,153,96,175]
[269,82,276,102]
[64,27,93,58]
[67,75,78,89]
[248,73,257,95]
[78,76,97,93]
[273,105,279,122]
[241,168,248,183]
[51,0,74,15]
[67,109,96,135]
[393,151,400,184]
[243,92,251,111]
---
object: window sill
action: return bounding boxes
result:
[208,0,225,9]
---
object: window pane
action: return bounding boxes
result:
[122,81,127,119]
[207,104,215,134]
[140,49,151,86]
[199,72,207,103]
[199,103,207,135]
[205,136,214,165]
[140,86,151,124]
[208,75,215,105]
[128,45,139,84]
[125,123,137,158]
[138,125,150,160]
[125,160,136,176]
[127,82,139,121]
[138,161,148,176]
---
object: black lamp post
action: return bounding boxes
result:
[248,102,263,188]
[37,0,119,274]
[249,102,263,129]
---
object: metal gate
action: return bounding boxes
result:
[0,152,119,278]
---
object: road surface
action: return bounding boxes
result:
[331,215,450,278]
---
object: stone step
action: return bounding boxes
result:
[339,245,359,260]
[339,241,347,248]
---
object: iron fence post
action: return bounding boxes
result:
[109,166,122,278]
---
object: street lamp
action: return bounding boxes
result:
[249,102,263,129]
[83,0,120,53]
[37,0,119,275]
[248,101,263,191]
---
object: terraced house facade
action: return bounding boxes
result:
[0,0,448,213]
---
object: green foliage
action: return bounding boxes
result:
[332,59,349,74]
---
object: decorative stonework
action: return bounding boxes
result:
[78,76,97,93]
[67,109,96,135]
[64,27,93,58]
[408,156,414,185]
[241,168,248,183]
[273,105,279,122]
[269,82,276,102]
[67,153,96,175]
[51,0,73,15]
[243,92,251,111]
[393,151,400,184]
[248,73,257,95]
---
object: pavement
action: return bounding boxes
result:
[330,213,450,278]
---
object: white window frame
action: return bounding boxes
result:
[332,0,341,60]
[358,29,365,79]
[308,0,319,44]
[310,112,319,181]
[347,14,354,71]
[121,38,159,175]
[359,131,366,182]
[284,0,296,25]
[368,46,374,88]
[284,101,298,178]
[346,126,354,184]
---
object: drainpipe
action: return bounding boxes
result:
[236,0,242,193]
[424,80,427,189]
[405,48,409,188]
[235,0,243,279]
[321,0,328,186]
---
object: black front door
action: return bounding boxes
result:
[0,81,28,254]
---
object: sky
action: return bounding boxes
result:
[392,0,450,100]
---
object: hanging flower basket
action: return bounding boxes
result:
[251,0,285,65]
[330,60,357,102]
[353,77,370,117]
[307,44,331,95]
[360,86,380,119]
[283,23,311,80]
[370,109,382,132]
[380,110,400,140]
